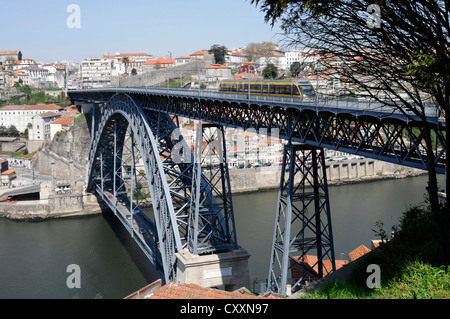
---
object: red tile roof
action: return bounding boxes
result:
[234,73,263,79]
[291,255,348,280]
[116,53,151,57]
[191,50,210,56]
[1,169,15,175]
[146,282,281,299]
[51,117,74,126]
[207,64,229,69]
[144,58,175,65]
[348,245,371,261]
[0,50,20,55]
[1,104,63,111]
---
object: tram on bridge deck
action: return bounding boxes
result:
[218,79,316,99]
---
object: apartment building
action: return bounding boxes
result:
[80,57,111,88]
[0,104,63,132]
[29,111,61,141]
[284,48,320,70]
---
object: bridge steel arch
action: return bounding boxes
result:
[87,93,238,284]
[88,93,183,283]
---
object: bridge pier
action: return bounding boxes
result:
[267,143,336,295]
[188,122,238,254]
[175,248,251,291]
[182,121,250,290]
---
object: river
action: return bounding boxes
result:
[0,174,443,298]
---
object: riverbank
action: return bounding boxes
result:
[228,158,426,194]
[0,193,104,221]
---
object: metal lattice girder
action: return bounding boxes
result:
[188,121,238,255]
[87,93,240,283]
[70,89,446,173]
[88,93,183,283]
[267,143,336,295]
[130,93,446,174]
[140,111,237,253]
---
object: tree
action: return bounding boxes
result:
[251,0,450,262]
[7,125,19,137]
[243,41,280,62]
[209,44,227,65]
[262,63,278,79]
[122,57,130,75]
[289,61,302,77]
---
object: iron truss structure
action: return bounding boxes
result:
[69,87,446,292]
[85,93,238,283]
[70,87,446,174]
[267,144,335,295]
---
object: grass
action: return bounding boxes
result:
[302,204,450,299]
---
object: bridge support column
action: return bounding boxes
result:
[175,248,250,291]
[267,143,336,295]
[188,121,238,254]
[181,121,250,290]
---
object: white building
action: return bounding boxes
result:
[225,49,248,67]
[12,70,31,86]
[175,56,194,65]
[255,54,286,73]
[49,117,74,140]
[20,67,49,81]
[28,111,61,141]
[81,57,111,88]
[5,58,40,72]
[101,53,152,76]
[284,48,320,70]
[0,104,63,133]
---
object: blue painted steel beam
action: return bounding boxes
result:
[69,88,446,174]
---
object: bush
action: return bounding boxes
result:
[303,204,449,299]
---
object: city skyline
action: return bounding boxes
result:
[1,0,283,63]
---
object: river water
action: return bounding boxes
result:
[0,174,443,299]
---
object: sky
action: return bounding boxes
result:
[0,0,283,63]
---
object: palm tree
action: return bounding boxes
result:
[122,57,129,75]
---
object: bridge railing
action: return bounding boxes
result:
[114,86,440,119]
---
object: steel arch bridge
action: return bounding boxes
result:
[69,87,446,294]
[86,92,237,284]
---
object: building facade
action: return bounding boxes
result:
[0,50,22,65]
[0,104,63,133]
[28,112,61,141]
[80,57,111,88]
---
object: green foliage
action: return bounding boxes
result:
[289,61,303,77]
[0,125,19,137]
[209,44,227,65]
[303,204,449,299]
[262,63,278,79]
[406,49,440,91]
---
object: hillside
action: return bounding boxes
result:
[45,113,91,166]
[302,204,450,299]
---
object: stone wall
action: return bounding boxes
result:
[34,148,86,179]
[228,159,424,193]
[110,55,214,87]
[0,193,89,220]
